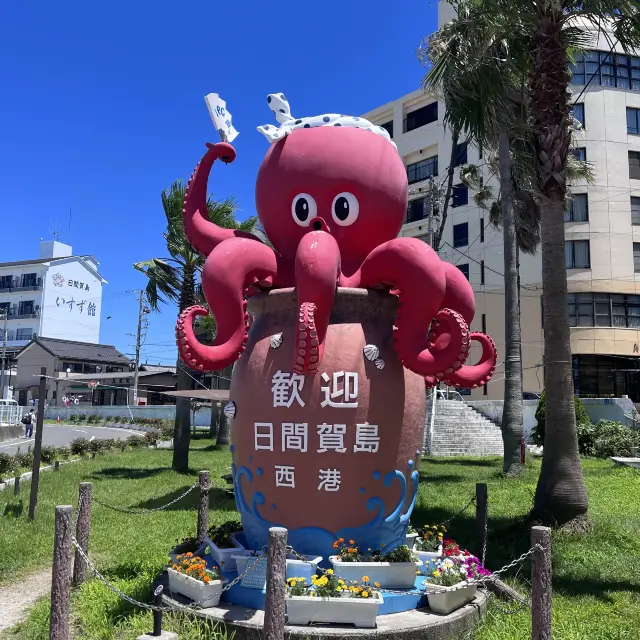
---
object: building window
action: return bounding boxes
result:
[18,300,35,315]
[452,184,468,208]
[632,197,640,225]
[380,120,394,138]
[21,273,37,287]
[406,155,438,185]
[628,108,640,135]
[403,102,438,133]
[454,142,468,167]
[565,240,590,269]
[406,197,427,223]
[565,194,589,222]
[571,103,585,128]
[630,151,640,180]
[481,260,485,285]
[16,328,33,340]
[62,362,84,373]
[568,292,640,328]
[570,147,587,161]
[570,50,640,91]
[453,222,469,247]
[457,263,470,280]
[480,218,485,243]
[635,243,640,272]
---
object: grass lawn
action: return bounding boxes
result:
[1,441,639,639]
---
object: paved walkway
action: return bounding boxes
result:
[0,424,142,456]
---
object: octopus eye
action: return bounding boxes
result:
[291,193,317,226]
[331,192,359,226]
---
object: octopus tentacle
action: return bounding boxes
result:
[176,237,277,371]
[293,229,340,375]
[184,142,261,257]
[441,333,497,389]
[360,238,468,377]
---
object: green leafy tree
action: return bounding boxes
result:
[134,181,256,472]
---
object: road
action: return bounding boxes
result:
[0,424,143,456]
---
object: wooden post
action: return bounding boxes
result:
[50,505,73,640]
[28,367,46,521]
[475,482,488,562]
[13,475,20,496]
[263,527,287,640]
[531,526,552,640]
[197,470,210,543]
[72,482,93,586]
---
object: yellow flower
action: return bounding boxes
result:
[362,590,369,598]
[374,581,381,588]
[326,569,334,575]
[433,570,441,577]
[362,576,370,582]
[336,586,342,592]
[338,579,345,585]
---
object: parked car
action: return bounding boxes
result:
[523,392,541,400]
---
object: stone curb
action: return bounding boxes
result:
[0,458,81,493]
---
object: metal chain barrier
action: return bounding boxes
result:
[92,483,198,515]
[69,524,267,613]
[436,495,476,529]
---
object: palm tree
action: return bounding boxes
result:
[424,0,639,520]
[135,181,256,472]
[422,4,531,475]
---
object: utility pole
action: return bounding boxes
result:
[131,290,149,406]
[0,310,7,400]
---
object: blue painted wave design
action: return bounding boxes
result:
[231,464,419,561]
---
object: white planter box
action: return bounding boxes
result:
[286,592,383,628]
[329,556,421,589]
[405,532,419,547]
[167,567,223,608]
[426,582,478,614]
[414,550,440,575]
[156,439,173,449]
[206,535,244,572]
[232,552,322,584]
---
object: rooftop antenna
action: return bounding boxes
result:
[50,220,61,242]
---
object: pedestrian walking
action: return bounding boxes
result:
[22,409,35,438]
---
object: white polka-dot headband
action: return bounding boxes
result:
[257,92,397,150]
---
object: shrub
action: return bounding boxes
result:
[87,414,99,424]
[0,452,16,476]
[77,413,87,423]
[70,438,90,456]
[14,448,34,469]
[57,447,71,460]
[40,446,58,464]
[144,431,158,445]
[593,420,640,458]
[532,392,591,446]
[69,414,78,422]
[159,420,174,439]
[115,439,127,451]
[127,435,144,448]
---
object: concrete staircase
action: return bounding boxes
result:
[424,398,504,456]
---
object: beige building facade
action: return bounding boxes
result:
[361,3,640,400]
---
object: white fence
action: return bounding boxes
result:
[0,403,23,426]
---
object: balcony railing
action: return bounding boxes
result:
[0,278,43,292]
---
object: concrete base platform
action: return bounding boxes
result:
[161,590,487,640]
[611,456,640,469]
[0,425,22,441]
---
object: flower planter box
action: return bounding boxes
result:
[232,552,322,584]
[168,542,204,565]
[329,556,421,589]
[425,582,477,614]
[286,592,383,628]
[405,532,419,547]
[206,535,245,572]
[156,439,173,449]
[167,567,223,608]
[414,550,440,575]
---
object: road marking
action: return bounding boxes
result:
[89,436,95,442]
[0,438,32,449]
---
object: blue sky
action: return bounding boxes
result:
[0,0,437,365]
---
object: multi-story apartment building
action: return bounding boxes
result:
[0,240,106,397]
[362,3,640,401]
